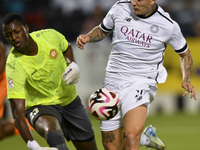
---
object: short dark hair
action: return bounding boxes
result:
[1,13,26,28]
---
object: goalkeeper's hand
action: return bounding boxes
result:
[27,140,58,150]
[62,62,80,85]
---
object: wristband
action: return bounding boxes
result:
[69,62,79,72]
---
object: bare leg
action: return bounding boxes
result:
[0,119,15,140]
[34,115,68,150]
[101,127,125,150]
[123,105,147,150]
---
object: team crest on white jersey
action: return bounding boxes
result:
[50,49,58,59]
[8,78,14,89]
[150,25,159,33]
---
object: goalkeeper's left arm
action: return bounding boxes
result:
[62,43,80,85]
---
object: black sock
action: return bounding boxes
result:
[46,130,69,150]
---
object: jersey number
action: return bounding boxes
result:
[30,108,39,122]
[135,90,143,102]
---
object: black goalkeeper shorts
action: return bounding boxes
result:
[25,96,94,142]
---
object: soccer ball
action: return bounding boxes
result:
[88,88,120,121]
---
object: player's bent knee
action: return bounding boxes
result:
[46,130,68,150]
[124,133,141,147]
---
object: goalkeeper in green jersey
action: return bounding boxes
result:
[1,13,98,150]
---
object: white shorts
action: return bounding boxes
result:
[100,76,157,131]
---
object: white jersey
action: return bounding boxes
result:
[100,0,188,83]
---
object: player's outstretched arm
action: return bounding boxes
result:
[10,99,34,142]
[179,49,196,100]
[76,26,112,50]
[10,99,58,150]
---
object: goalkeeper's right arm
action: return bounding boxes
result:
[62,43,80,85]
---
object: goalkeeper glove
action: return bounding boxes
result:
[27,140,58,150]
[62,62,80,85]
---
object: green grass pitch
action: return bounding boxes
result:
[0,112,200,150]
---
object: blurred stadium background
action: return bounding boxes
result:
[1,0,200,149]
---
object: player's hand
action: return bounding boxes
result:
[76,34,90,50]
[62,62,80,85]
[182,81,196,100]
[27,140,58,150]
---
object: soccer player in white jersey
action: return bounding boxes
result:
[1,13,98,150]
[77,0,196,150]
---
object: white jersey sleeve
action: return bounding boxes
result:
[99,2,116,32]
[169,21,188,54]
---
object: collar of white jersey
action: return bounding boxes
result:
[137,4,158,19]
